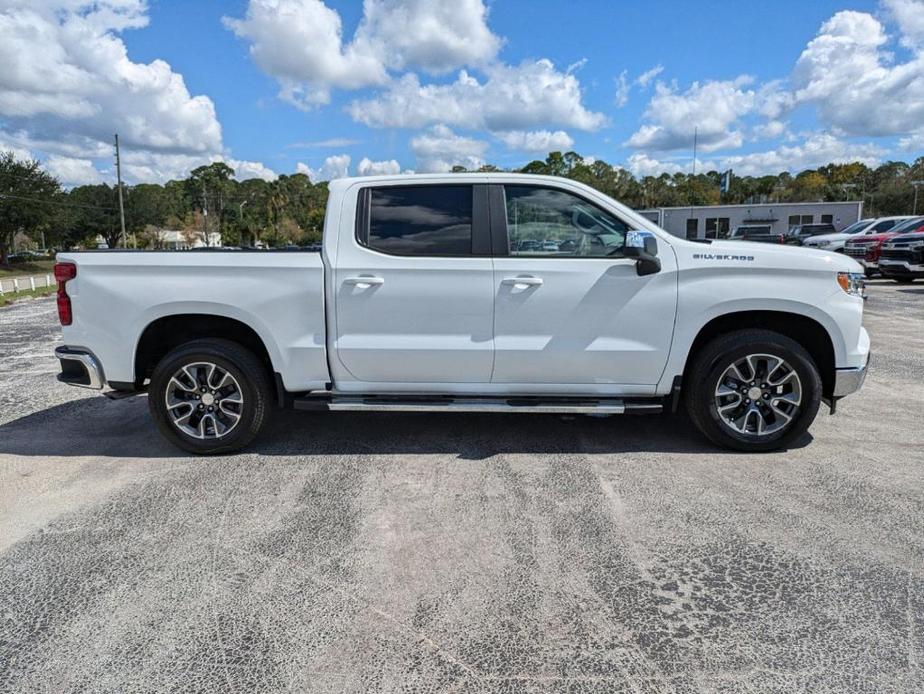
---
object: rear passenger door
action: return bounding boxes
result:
[332,183,495,387]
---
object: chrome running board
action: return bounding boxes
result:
[292,395,664,415]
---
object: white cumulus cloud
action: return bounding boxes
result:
[625,153,717,177]
[882,0,924,48]
[625,77,756,153]
[224,0,500,109]
[626,133,883,177]
[297,154,351,182]
[0,1,222,156]
[409,124,487,172]
[223,0,387,109]
[44,155,105,186]
[496,130,574,153]
[720,133,884,176]
[348,60,606,132]
[357,157,402,176]
[227,158,278,182]
[791,7,924,141]
[354,0,501,74]
[0,0,279,185]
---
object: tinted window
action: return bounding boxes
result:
[733,226,771,237]
[504,186,630,257]
[841,220,871,234]
[891,217,924,233]
[800,224,834,235]
[366,185,472,255]
[872,219,898,232]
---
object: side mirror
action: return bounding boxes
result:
[624,231,661,276]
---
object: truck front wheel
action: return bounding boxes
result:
[685,329,822,452]
[148,339,272,455]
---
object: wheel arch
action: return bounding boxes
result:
[134,313,278,392]
[681,310,837,397]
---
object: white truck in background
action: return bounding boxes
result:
[54,173,870,454]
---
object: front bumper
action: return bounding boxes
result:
[55,346,104,389]
[879,260,924,277]
[832,355,869,398]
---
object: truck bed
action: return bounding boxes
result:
[56,250,330,392]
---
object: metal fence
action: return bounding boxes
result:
[0,274,54,295]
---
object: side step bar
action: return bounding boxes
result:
[292,395,663,415]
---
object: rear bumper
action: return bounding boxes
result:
[833,354,869,398]
[55,346,104,389]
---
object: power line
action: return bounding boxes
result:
[0,192,117,211]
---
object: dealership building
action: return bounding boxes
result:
[637,201,864,240]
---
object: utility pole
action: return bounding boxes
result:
[689,127,698,239]
[239,200,249,247]
[114,134,127,248]
[913,181,924,215]
[692,126,698,176]
[202,181,209,247]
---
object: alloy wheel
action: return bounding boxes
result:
[713,353,802,437]
[164,361,244,439]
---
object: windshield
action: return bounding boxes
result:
[889,216,924,233]
[839,219,871,235]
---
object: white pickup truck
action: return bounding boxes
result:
[54,173,870,454]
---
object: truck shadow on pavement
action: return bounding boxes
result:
[0,394,812,459]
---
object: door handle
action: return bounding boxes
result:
[501,277,543,288]
[344,276,384,288]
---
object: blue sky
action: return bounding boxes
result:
[1,0,922,185]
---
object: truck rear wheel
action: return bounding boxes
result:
[685,329,822,452]
[148,339,272,455]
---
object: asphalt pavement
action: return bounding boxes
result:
[0,282,922,693]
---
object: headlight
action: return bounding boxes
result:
[817,240,832,247]
[837,272,866,298]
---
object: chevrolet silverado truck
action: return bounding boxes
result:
[53,174,870,454]
[879,231,924,283]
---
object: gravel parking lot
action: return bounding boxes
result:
[1,283,922,693]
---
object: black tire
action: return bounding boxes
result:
[685,329,822,452]
[148,339,272,455]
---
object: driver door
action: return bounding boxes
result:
[491,184,677,390]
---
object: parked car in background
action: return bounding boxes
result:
[53,173,869,455]
[728,225,785,244]
[879,231,924,283]
[785,223,836,245]
[803,217,912,252]
[845,216,924,276]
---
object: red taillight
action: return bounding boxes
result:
[778,234,785,244]
[54,262,76,326]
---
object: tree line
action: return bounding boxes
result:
[2,149,923,265]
